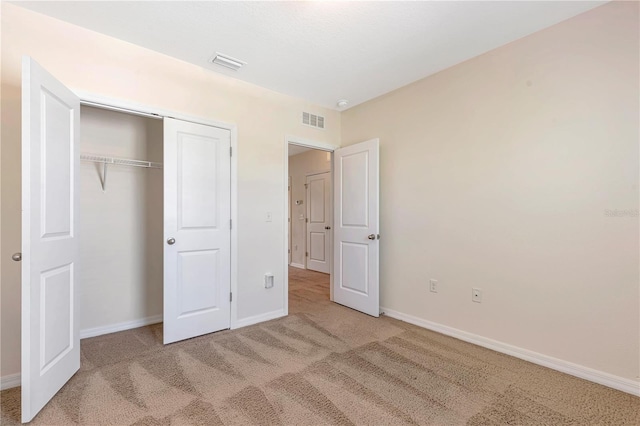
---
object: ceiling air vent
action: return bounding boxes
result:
[210,53,245,71]
[302,112,325,130]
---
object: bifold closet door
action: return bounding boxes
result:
[21,56,81,423]
[163,118,231,344]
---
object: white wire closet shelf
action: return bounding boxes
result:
[80,153,163,169]
[80,153,162,192]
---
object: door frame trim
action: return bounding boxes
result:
[72,90,240,330]
[284,136,338,316]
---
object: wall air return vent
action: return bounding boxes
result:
[302,112,325,129]
[210,53,245,71]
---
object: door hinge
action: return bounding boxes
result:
[230,219,232,230]
[230,292,233,302]
[305,251,309,257]
[230,147,233,156]
[304,183,308,189]
[305,218,308,223]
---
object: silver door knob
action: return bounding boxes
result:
[325,226,331,230]
[167,238,176,245]
[367,234,376,240]
[12,253,22,262]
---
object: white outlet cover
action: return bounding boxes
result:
[429,279,438,293]
[472,288,482,303]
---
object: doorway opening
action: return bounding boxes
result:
[77,106,234,345]
[283,136,379,319]
[79,104,164,338]
[287,142,333,314]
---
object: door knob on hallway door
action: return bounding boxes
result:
[367,234,376,240]
[12,253,22,261]
[325,226,331,230]
[167,238,176,245]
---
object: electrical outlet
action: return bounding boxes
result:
[472,288,482,303]
[429,279,438,293]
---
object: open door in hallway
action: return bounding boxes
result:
[306,171,331,274]
[333,139,380,317]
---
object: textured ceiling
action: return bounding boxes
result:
[16,1,605,110]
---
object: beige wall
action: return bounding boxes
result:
[79,106,163,331]
[341,1,639,382]
[0,3,340,377]
[288,149,332,267]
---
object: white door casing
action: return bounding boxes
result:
[333,139,380,317]
[288,176,292,265]
[21,57,81,423]
[163,118,231,344]
[306,172,331,274]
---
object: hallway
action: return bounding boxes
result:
[288,266,330,315]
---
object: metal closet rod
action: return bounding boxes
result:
[80,153,162,192]
[80,100,163,120]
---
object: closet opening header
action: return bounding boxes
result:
[81,100,163,120]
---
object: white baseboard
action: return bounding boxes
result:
[80,314,163,339]
[0,373,21,391]
[233,309,286,329]
[381,307,640,397]
[289,263,305,269]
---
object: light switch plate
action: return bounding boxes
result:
[265,273,274,289]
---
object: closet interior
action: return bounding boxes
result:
[79,105,164,334]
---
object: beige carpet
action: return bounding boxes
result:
[1,267,639,425]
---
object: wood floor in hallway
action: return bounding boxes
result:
[288,266,330,315]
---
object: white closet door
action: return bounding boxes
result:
[21,56,81,423]
[163,118,231,344]
[333,139,380,317]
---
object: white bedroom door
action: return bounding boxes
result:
[21,56,81,423]
[306,172,331,274]
[333,139,380,317]
[163,118,231,344]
